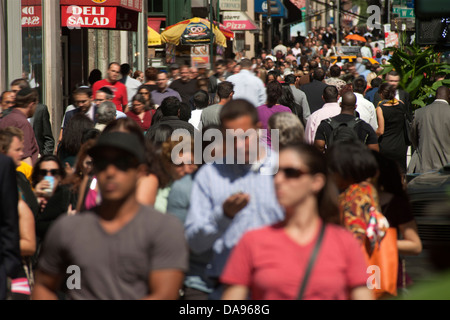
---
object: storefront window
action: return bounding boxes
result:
[21,0,44,101]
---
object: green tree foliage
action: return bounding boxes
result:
[379,42,450,110]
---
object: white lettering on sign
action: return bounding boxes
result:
[71,6,105,16]
[224,22,246,29]
[22,6,34,15]
[68,16,110,27]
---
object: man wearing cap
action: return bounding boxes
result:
[0,88,39,165]
[33,131,188,300]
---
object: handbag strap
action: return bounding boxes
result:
[297,222,327,300]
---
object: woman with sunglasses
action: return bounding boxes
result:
[32,155,76,243]
[126,93,154,132]
[221,143,372,300]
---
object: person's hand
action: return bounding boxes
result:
[223,192,250,219]
[35,179,51,198]
[67,204,77,216]
[38,197,48,212]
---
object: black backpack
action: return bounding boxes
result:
[326,117,362,147]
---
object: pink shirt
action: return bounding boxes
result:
[304,102,341,144]
[220,222,368,300]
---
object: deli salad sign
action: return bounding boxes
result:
[62,5,117,28]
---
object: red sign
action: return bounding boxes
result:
[21,5,42,27]
[62,5,117,29]
[60,0,142,12]
[116,7,139,31]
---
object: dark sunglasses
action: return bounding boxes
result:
[94,156,139,172]
[39,169,60,176]
[277,167,309,179]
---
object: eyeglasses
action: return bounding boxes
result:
[3,101,15,105]
[39,169,60,176]
[139,91,150,95]
[276,167,309,179]
[94,156,139,172]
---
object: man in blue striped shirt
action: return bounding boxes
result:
[184,99,284,300]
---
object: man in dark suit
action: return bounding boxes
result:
[300,67,329,114]
[62,87,97,130]
[29,104,54,156]
[373,71,412,118]
[146,96,195,141]
[410,86,450,173]
[0,154,21,300]
[9,79,55,156]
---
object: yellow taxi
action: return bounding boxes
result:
[330,56,379,65]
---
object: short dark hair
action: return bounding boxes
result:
[120,63,131,76]
[327,141,379,185]
[370,77,383,88]
[240,58,252,69]
[329,65,341,77]
[217,81,234,100]
[284,74,296,85]
[179,102,192,122]
[98,86,114,99]
[160,96,181,117]
[313,68,325,81]
[145,67,158,82]
[352,77,367,94]
[386,70,400,78]
[193,90,209,109]
[73,87,92,98]
[323,85,339,103]
[15,88,38,108]
[10,78,30,90]
[220,99,259,127]
[215,59,226,67]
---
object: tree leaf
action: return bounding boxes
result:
[406,74,424,93]
[411,99,426,108]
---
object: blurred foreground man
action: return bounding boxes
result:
[33,132,188,300]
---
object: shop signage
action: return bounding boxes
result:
[22,5,42,27]
[61,5,117,28]
[116,8,139,31]
[222,11,258,31]
[60,0,142,12]
[219,0,241,11]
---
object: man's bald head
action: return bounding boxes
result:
[436,86,450,102]
[341,92,357,109]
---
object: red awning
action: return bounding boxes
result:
[60,0,142,12]
[148,17,166,32]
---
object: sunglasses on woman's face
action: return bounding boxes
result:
[39,169,60,176]
[277,167,309,179]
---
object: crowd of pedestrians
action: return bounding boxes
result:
[1,32,449,301]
